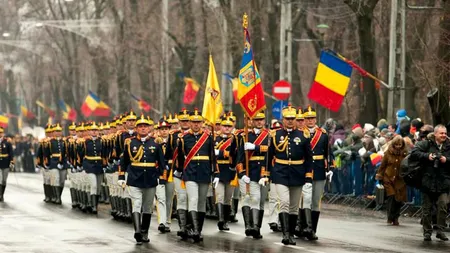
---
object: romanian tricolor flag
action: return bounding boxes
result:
[224,73,239,104]
[202,54,223,124]
[93,101,111,117]
[237,14,266,118]
[307,50,353,112]
[183,77,200,105]
[370,152,382,168]
[81,91,101,117]
[58,100,77,121]
[0,113,9,128]
[21,106,36,119]
[131,94,151,112]
[36,100,56,117]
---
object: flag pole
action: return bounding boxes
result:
[242,13,250,195]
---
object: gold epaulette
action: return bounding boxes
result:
[124,137,133,146]
[303,128,311,138]
[320,127,327,134]
[154,136,164,144]
[76,138,85,144]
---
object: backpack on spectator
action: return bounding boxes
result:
[400,141,429,189]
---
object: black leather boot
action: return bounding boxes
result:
[85,192,92,212]
[104,186,110,204]
[198,212,206,241]
[217,203,229,231]
[189,211,201,243]
[289,214,298,244]
[230,198,239,222]
[76,190,83,210]
[252,209,262,239]
[126,198,133,223]
[70,189,77,208]
[205,197,213,217]
[91,195,98,214]
[311,211,320,234]
[50,186,57,203]
[294,208,306,237]
[279,212,296,245]
[0,184,5,202]
[132,212,143,245]
[177,209,188,240]
[43,184,50,203]
[54,187,62,205]
[141,213,151,243]
[80,191,87,212]
[242,206,253,236]
[304,209,318,240]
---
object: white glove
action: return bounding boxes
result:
[117,180,126,187]
[258,177,268,186]
[213,177,220,188]
[9,163,14,170]
[242,175,250,184]
[113,159,120,165]
[76,166,83,172]
[57,164,64,169]
[303,183,313,194]
[214,149,220,156]
[173,171,182,178]
[326,171,333,183]
[244,142,256,151]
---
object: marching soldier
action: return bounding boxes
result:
[114,111,137,221]
[267,120,283,232]
[238,111,269,239]
[155,119,173,233]
[45,124,67,205]
[66,122,79,208]
[77,122,105,214]
[213,116,238,231]
[177,109,216,243]
[267,105,313,245]
[166,108,191,240]
[302,106,328,240]
[37,124,52,203]
[0,127,14,202]
[228,111,241,223]
[118,115,168,245]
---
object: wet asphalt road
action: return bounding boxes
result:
[0,173,449,253]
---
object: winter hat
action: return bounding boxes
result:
[377,119,388,130]
[363,123,375,133]
[396,109,409,122]
[352,124,363,138]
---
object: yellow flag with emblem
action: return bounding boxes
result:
[202,54,223,124]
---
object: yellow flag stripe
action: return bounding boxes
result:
[314,63,350,96]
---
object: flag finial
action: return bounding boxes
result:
[242,13,248,29]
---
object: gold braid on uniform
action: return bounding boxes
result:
[126,139,144,162]
[273,134,288,152]
[215,139,225,150]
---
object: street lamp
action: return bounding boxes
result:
[316,23,329,48]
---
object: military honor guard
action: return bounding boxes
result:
[302,106,328,240]
[176,109,216,243]
[0,127,14,202]
[267,105,313,245]
[45,124,67,205]
[66,122,79,208]
[77,122,105,214]
[118,115,168,245]
[237,111,269,239]
[37,124,52,203]
[114,111,137,221]
[213,116,238,231]
[155,119,173,233]
[166,108,192,240]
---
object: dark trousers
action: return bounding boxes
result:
[386,195,402,221]
[422,192,448,235]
